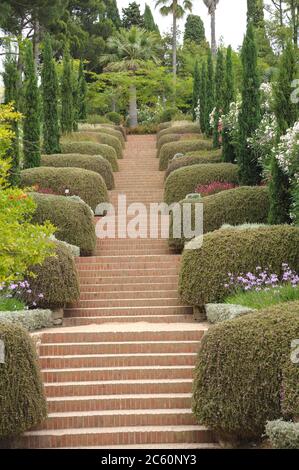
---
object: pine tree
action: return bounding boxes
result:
[238,23,261,185]
[213,48,225,148]
[3,52,20,184]
[200,62,207,134]
[205,47,214,137]
[268,41,298,225]
[143,4,159,33]
[78,59,87,121]
[122,2,144,29]
[192,61,200,122]
[247,0,264,25]
[105,0,121,29]
[23,41,41,169]
[222,45,236,162]
[61,46,73,134]
[41,34,60,154]
[184,14,206,44]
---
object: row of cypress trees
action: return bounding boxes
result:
[3,36,87,181]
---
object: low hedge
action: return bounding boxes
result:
[62,132,123,158]
[60,141,119,171]
[164,163,238,205]
[265,420,299,449]
[31,193,96,256]
[0,309,53,332]
[159,140,213,170]
[105,111,122,125]
[157,133,202,153]
[21,167,109,211]
[41,154,115,190]
[95,123,127,141]
[169,186,270,251]
[179,225,299,306]
[157,122,171,132]
[165,150,222,179]
[192,302,299,442]
[76,127,125,147]
[21,241,80,309]
[0,322,47,438]
[157,123,201,141]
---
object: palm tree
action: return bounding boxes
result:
[203,0,219,56]
[101,27,160,127]
[155,0,193,82]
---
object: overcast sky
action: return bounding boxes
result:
[118,0,248,50]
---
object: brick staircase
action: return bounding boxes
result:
[20,135,217,449]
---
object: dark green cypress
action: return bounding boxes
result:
[23,41,41,169]
[3,53,20,184]
[192,60,200,122]
[238,23,261,185]
[72,61,79,132]
[200,62,207,134]
[268,158,292,224]
[205,47,214,137]
[222,45,236,163]
[143,4,159,33]
[78,59,87,121]
[61,47,73,134]
[213,48,225,148]
[41,34,60,154]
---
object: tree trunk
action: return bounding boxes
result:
[129,83,138,127]
[172,6,177,83]
[32,19,40,71]
[211,7,217,56]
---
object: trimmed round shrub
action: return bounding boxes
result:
[157,133,202,153]
[164,163,238,205]
[157,123,201,140]
[62,132,123,158]
[86,114,111,124]
[169,186,270,251]
[192,302,299,442]
[20,167,109,211]
[159,140,213,170]
[165,150,222,179]
[157,121,171,132]
[179,225,299,306]
[41,154,115,190]
[22,241,80,309]
[75,127,125,147]
[105,111,122,125]
[0,323,47,439]
[97,123,127,141]
[31,193,96,256]
[158,108,178,123]
[60,141,119,171]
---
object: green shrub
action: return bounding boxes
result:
[41,154,115,190]
[60,141,119,171]
[0,322,47,438]
[20,167,109,211]
[62,132,123,158]
[96,123,127,141]
[225,283,299,310]
[159,140,213,170]
[165,150,222,179]
[157,122,171,132]
[157,133,202,153]
[157,123,201,140]
[179,225,299,306]
[169,186,269,251]
[105,111,122,125]
[74,127,125,147]
[193,302,299,443]
[265,420,299,449]
[87,114,111,124]
[127,124,158,134]
[21,241,80,309]
[31,193,96,256]
[158,108,178,123]
[164,163,238,204]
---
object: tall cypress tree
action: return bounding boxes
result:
[105,0,121,28]
[78,59,87,121]
[184,14,206,45]
[268,42,297,225]
[192,60,201,122]
[72,60,79,132]
[238,23,261,185]
[3,53,20,184]
[41,34,60,154]
[247,0,273,62]
[23,41,41,169]
[222,45,236,162]
[200,62,207,134]
[205,47,214,137]
[143,4,159,33]
[213,48,225,148]
[61,46,73,134]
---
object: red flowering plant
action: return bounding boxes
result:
[195,181,238,197]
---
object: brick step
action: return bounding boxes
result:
[63,444,220,449]
[40,341,200,356]
[34,409,197,431]
[96,240,169,246]
[68,298,184,309]
[78,290,179,300]
[79,282,178,292]
[76,261,180,271]
[42,365,195,382]
[21,425,213,448]
[40,352,197,369]
[64,306,192,317]
[78,275,179,285]
[95,249,171,255]
[78,268,179,279]
[63,314,194,326]
[76,255,179,264]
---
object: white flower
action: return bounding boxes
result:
[65,189,70,195]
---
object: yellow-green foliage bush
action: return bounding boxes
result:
[157,122,171,132]
[156,133,202,153]
[20,167,109,211]
[165,150,222,179]
[169,186,270,251]
[75,127,125,147]
[60,141,118,171]
[164,163,238,204]
[179,225,299,306]
[61,132,123,158]
[157,123,201,141]
[0,322,47,439]
[159,140,213,170]
[41,153,115,190]
[31,193,96,256]
[193,302,299,442]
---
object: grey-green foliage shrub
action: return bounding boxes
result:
[156,133,202,153]
[265,420,299,449]
[164,163,238,204]
[157,123,201,140]
[159,140,213,170]
[64,131,123,158]
[0,310,53,332]
[60,141,119,171]
[165,150,222,179]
